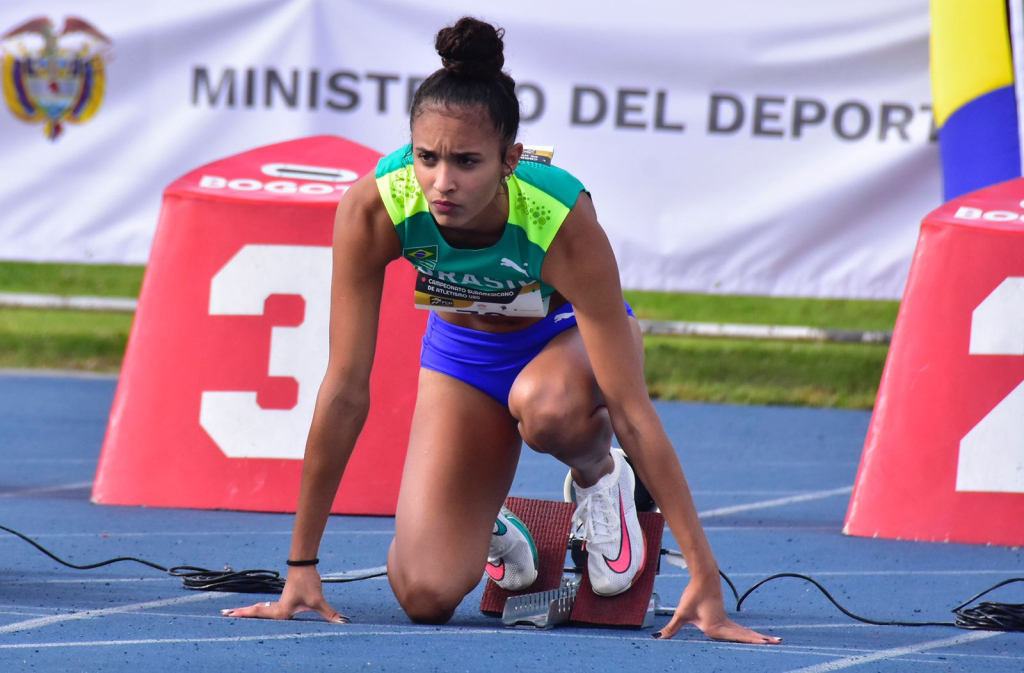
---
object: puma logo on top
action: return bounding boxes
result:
[500,258,529,276]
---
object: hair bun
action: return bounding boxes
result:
[435,17,505,80]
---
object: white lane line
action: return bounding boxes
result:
[0,482,94,498]
[657,569,1024,579]
[0,529,394,540]
[7,522,897,541]
[96,610,264,622]
[0,630,502,650]
[5,614,1014,666]
[0,525,834,540]
[746,624,874,630]
[5,624,1017,667]
[698,486,853,518]
[683,461,859,469]
[785,631,1002,673]
[892,651,1024,663]
[4,575,389,586]
[5,578,177,585]
[702,525,837,532]
[0,612,1019,665]
[321,565,388,580]
[0,628,835,656]
[511,490,812,498]
[0,592,226,635]
[128,612,882,632]
[694,490,813,496]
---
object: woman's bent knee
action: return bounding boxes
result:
[519,407,584,452]
[511,381,595,448]
[391,577,465,624]
[389,546,474,625]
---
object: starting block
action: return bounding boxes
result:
[479,497,665,629]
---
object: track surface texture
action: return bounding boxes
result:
[2,372,1022,672]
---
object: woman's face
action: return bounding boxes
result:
[411,106,520,235]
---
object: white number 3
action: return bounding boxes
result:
[200,245,332,459]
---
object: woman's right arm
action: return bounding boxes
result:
[288,173,400,569]
[222,173,400,622]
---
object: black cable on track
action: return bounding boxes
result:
[2,523,285,594]
[734,572,1024,632]
[4,522,1023,631]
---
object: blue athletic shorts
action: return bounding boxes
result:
[419,301,635,407]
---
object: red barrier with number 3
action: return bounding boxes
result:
[92,137,426,514]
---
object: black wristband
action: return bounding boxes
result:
[286,558,319,567]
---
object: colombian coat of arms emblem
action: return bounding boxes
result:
[1,16,111,140]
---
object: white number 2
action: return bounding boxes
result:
[957,277,1024,493]
[199,245,332,459]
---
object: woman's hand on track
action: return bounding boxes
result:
[654,576,780,644]
[220,566,349,623]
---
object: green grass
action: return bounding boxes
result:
[0,261,896,408]
[643,336,887,408]
[0,261,145,298]
[0,263,901,331]
[624,289,899,331]
[0,307,132,373]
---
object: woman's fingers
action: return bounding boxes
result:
[702,619,782,644]
[651,613,686,639]
[653,615,781,644]
[221,599,348,623]
[312,598,350,624]
[652,597,782,644]
[221,600,289,620]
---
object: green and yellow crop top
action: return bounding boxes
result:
[374,144,586,318]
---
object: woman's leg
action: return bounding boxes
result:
[507,319,644,486]
[387,368,522,624]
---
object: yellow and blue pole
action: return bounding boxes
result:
[931,0,1022,201]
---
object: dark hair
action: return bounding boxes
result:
[410,17,520,146]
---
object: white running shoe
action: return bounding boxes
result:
[485,507,539,592]
[570,449,646,596]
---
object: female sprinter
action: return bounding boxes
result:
[223,16,780,645]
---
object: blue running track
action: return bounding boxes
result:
[1,372,1022,672]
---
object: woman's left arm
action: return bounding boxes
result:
[542,194,781,644]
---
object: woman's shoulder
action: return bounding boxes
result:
[332,173,402,262]
[372,144,424,225]
[513,156,588,210]
[337,172,392,223]
[375,144,413,178]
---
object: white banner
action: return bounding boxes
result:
[0,0,937,299]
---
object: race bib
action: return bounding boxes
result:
[413,274,549,317]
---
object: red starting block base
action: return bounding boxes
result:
[480,497,664,628]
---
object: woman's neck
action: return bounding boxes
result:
[437,185,508,249]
